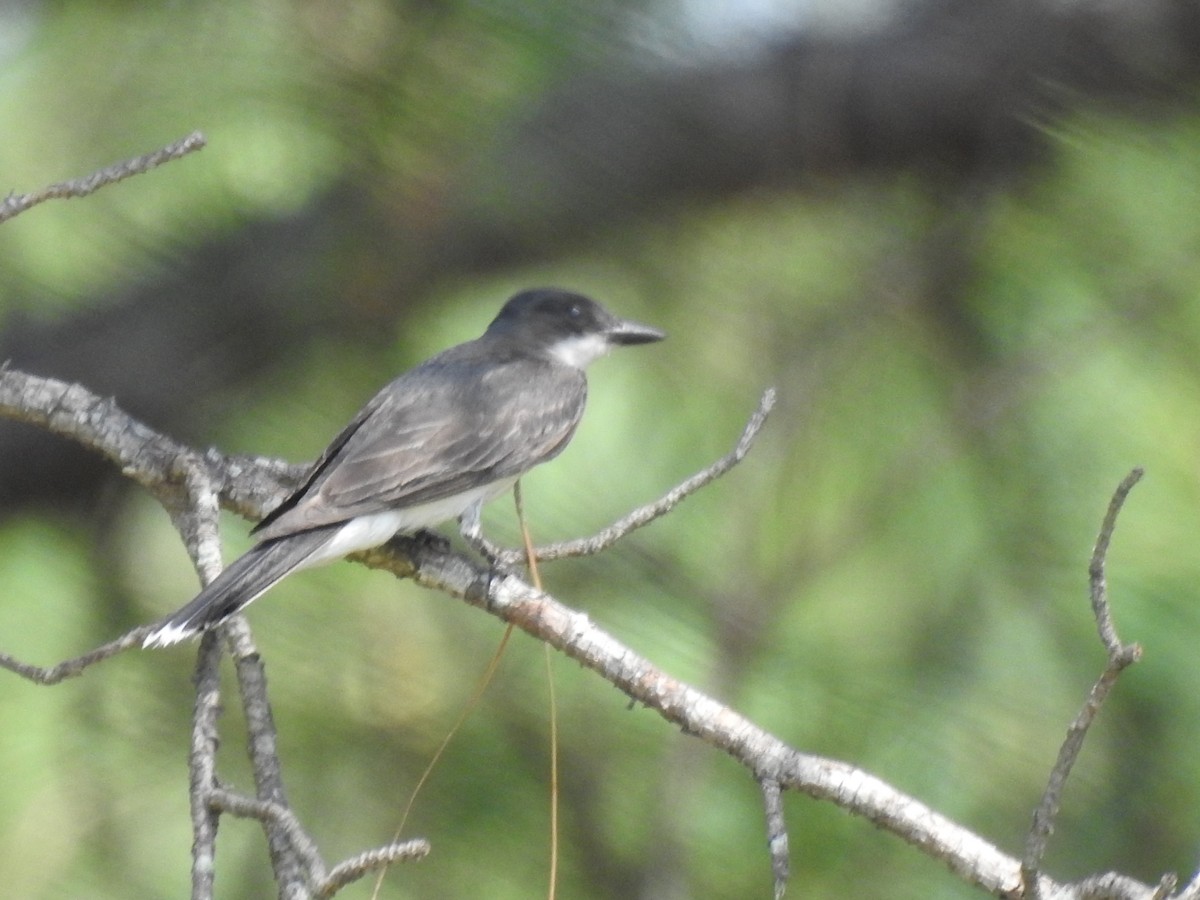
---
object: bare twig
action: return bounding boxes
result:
[0,132,206,224]
[223,617,310,896]
[174,438,313,897]
[208,661,431,900]
[760,777,789,900]
[173,455,230,900]
[1088,469,1145,659]
[209,787,328,885]
[317,842,431,899]
[189,631,223,900]
[0,367,298,524]
[0,628,150,683]
[491,387,776,566]
[1022,469,1145,898]
[208,786,430,898]
[406,555,1050,898]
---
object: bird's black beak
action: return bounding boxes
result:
[607,317,666,346]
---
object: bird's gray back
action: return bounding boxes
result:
[252,343,587,540]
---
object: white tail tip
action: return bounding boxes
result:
[142,622,199,649]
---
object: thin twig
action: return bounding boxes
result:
[1022,469,1145,898]
[225,618,310,895]
[417,557,1038,896]
[1088,468,1145,658]
[177,463,233,900]
[209,787,328,886]
[0,132,206,224]
[317,841,430,899]
[189,631,224,900]
[0,367,300,532]
[494,388,776,566]
[0,628,150,683]
[760,777,789,900]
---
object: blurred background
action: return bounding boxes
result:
[1,0,1199,897]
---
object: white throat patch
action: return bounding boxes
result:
[547,333,611,369]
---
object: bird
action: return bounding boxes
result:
[141,288,665,648]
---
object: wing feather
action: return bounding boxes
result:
[253,349,586,540]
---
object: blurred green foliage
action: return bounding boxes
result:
[1,2,1199,898]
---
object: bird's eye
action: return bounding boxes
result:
[568,303,582,318]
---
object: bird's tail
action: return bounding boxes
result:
[142,527,339,648]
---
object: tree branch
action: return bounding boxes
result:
[225,618,310,896]
[0,628,148,684]
[407,545,1059,897]
[208,762,431,899]
[1022,469,1145,899]
[317,842,431,899]
[0,366,1176,898]
[0,132,206,224]
[760,776,788,900]
[209,787,329,886]
[188,630,223,900]
[483,387,777,566]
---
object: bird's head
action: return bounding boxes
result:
[486,288,665,369]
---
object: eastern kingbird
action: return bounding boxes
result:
[142,288,664,648]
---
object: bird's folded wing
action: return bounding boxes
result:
[253,359,585,540]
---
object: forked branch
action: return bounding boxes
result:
[0,364,773,899]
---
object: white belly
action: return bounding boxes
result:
[297,476,517,570]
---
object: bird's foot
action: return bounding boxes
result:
[410,528,452,555]
[461,526,517,572]
[457,507,525,582]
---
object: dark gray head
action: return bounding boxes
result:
[486,288,665,369]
